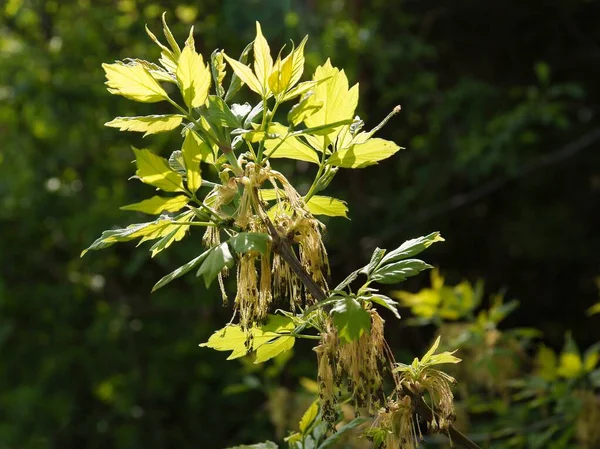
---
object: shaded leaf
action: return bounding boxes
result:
[197,242,234,287]
[369,294,401,319]
[228,232,271,255]
[331,297,371,343]
[152,250,211,292]
[371,259,432,284]
[380,232,444,265]
[318,418,366,449]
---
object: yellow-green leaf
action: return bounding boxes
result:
[200,315,295,362]
[105,115,183,137]
[120,195,189,214]
[132,148,185,192]
[148,212,193,257]
[258,188,283,201]
[223,52,263,95]
[264,135,320,164]
[181,130,205,193]
[557,352,583,378]
[254,335,295,364]
[176,46,211,109]
[299,400,319,433]
[584,352,599,372]
[161,12,181,58]
[103,62,170,103]
[253,22,273,94]
[288,93,323,127]
[282,35,308,91]
[536,345,558,381]
[81,214,187,256]
[304,59,359,141]
[587,302,600,316]
[306,196,348,218]
[327,138,401,168]
[268,54,294,96]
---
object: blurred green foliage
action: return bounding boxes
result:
[1,0,599,448]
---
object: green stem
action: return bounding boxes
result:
[303,156,327,203]
[170,221,217,227]
[256,98,280,163]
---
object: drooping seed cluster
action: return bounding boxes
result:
[203,163,329,334]
[396,366,457,432]
[315,311,387,429]
[368,396,421,449]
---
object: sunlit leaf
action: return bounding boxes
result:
[299,400,319,433]
[327,138,401,168]
[211,50,227,97]
[557,352,583,378]
[264,134,320,164]
[148,213,193,257]
[282,35,308,91]
[176,46,211,108]
[103,62,169,103]
[306,196,348,218]
[132,148,185,192]
[223,52,262,95]
[181,130,203,193]
[253,22,273,94]
[161,12,181,59]
[81,214,188,256]
[224,42,254,101]
[105,115,183,137]
[120,195,189,214]
[304,59,359,141]
[288,93,323,127]
[268,53,294,96]
[200,315,295,362]
[254,335,295,364]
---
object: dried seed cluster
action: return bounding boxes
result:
[316,311,387,429]
[204,164,329,332]
[368,396,421,449]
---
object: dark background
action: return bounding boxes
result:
[1,0,599,447]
